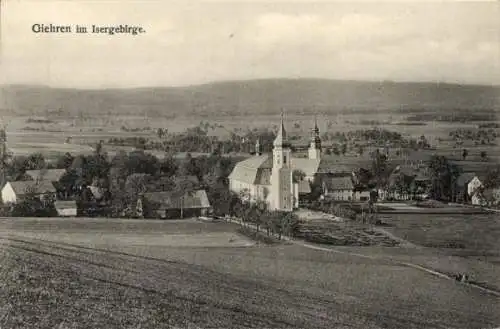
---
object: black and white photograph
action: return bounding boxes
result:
[0,0,499,328]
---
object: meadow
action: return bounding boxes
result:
[0,217,499,329]
[362,213,500,292]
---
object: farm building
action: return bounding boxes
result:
[483,187,500,206]
[1,180,56,204]
[380,164,431,201]
[321,176,355,201]
[54,200,78,217]
[140,189,212,219]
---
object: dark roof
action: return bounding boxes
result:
[456,172,477,187]
[143,190,211,210]
[7,180,56,195]
[322,176,354,191]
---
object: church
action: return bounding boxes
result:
[228,113,326,212]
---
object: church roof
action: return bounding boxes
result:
[229,153,369,185]
[228,154,273,185]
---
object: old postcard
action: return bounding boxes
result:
[0,0,499,328]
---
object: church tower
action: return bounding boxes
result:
[308,115,322,160]
[255,138,261,156]
[270,112,294,211]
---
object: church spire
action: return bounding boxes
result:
[273,110,290,148]
[308,114,322,160]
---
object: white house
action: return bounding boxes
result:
[467,176,484,205]
[1,180,57,204]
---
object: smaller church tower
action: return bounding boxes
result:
[255,138,261,156]
[308,115,322,160]
[270,111,294,211]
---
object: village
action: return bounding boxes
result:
[1,1,499,327]
[0,113,499,227]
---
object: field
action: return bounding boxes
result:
[0,217,499,329]
[350,213,500,292]
[4,113,500,163]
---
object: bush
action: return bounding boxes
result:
[11,197,57,217]
[308,201,357,220]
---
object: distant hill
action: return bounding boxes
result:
[1,79,499,118]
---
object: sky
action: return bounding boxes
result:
[1,0,499,88]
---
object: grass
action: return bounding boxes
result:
[382,214,500,252]
[376,213,500,291]
[0,218,498,328]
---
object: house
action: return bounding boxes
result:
[454,172,477,203]
[25,169,74,199]
[322,175,354,201]
[353,190,372,202]
[482,187,500,207]
[466,176,484,205]
[381,164,431,201]
[79,184,111,216]
[140,189,212,219]
[1,180,57,204]
[54,200,78,217]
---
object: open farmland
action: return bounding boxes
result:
[345,213,500,292]
[0,217,498,329]
[380,214,500,253]
[5,113,500,164]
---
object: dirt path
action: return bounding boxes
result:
[371,227,420,248]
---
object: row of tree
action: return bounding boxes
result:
[231,199,302,240]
